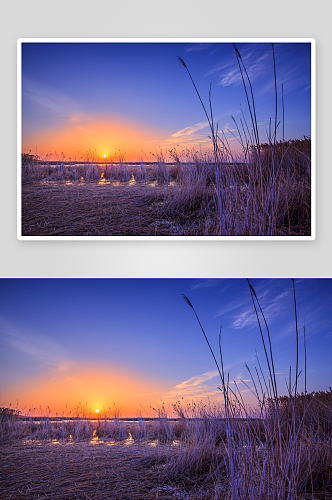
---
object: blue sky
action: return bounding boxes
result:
[21,41,312,162]
[0,278,330,416]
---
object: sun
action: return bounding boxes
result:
[103,155,107,158]
[95,409,100,413]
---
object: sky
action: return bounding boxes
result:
[0,278,330,417]
[21,41,312,162]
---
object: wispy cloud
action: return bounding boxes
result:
[162,365,257,406]
[300,84,311,94]
[0,317,68,369]
[214,298,247,318]
[218,52,270,88]
[162,370,220,401]
[205,61,233,77]
[229,282,292,331]
[232,309,257,330]
[185,44,215,53]
[23,77,79,119]
[159,121,212,150]
[171,121,209,139]
[219,68,242,87]
[190,279,224,291]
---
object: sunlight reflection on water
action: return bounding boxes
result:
[98,172,110,185]
[129,175,136,186]
[105,440,117,446]
[125,432,134,445]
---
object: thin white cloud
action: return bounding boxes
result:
[190,279,224,291]
[232,309,257,330]
[175,370,219,389]
[300,84,311,94]
[0,317,68,368]
[214,299,247,318]
[185,44,214,53]
[171,121,209,139]
[231,284,292,331]
[274,291,289,302]
[219,68,242,87]
[162,370,221,401]
[159,122,212,151]
[217,50,272,88]
[205,61,233,77]
[23,77,79,119]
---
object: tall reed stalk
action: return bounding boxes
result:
[179,44,309,236]
[183,279,315,499]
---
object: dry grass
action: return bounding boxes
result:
[1,396,331,499]
[0,440,180,500]
[21,142,310,237]
[3,283,330,499]
[178,43,312,236]
[179,282,332,500]
[21,165,218,237]
[21,43,312,237]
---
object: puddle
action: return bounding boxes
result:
[129,175,136,186]
[90,429,103,444]
[98,172,110,185]
[124,432,134,445]
[22,439,43,445]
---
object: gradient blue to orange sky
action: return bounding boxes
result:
[0,279,330,417]
[21,41,312,162]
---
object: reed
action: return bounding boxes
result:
[178,44,311,236]
[1,284,330,498]
[181,280,331,499]
[21,43,311,236]
[1,393,331,498]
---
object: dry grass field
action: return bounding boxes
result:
[1,389,331,500]
[21,138,311,237]
[1,439,180,500]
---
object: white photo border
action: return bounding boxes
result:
[17,38,316,241]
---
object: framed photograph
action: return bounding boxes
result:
[1,277,331,498]
[18,39,315,239]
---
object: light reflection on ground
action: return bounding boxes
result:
[124,432,134,445]
[129,175,136,186]
[98,172,110,185]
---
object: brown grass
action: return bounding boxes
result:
[0,440,179,500]
[21,172,218,237]
[21,139,311,237]
[1,397,331,500]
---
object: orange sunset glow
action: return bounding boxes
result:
[1,362,168,417]
[21,41,312,165]
[22,115,169,162]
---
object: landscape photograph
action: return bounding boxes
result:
[1,278,331,499]
[19,39,314,238]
